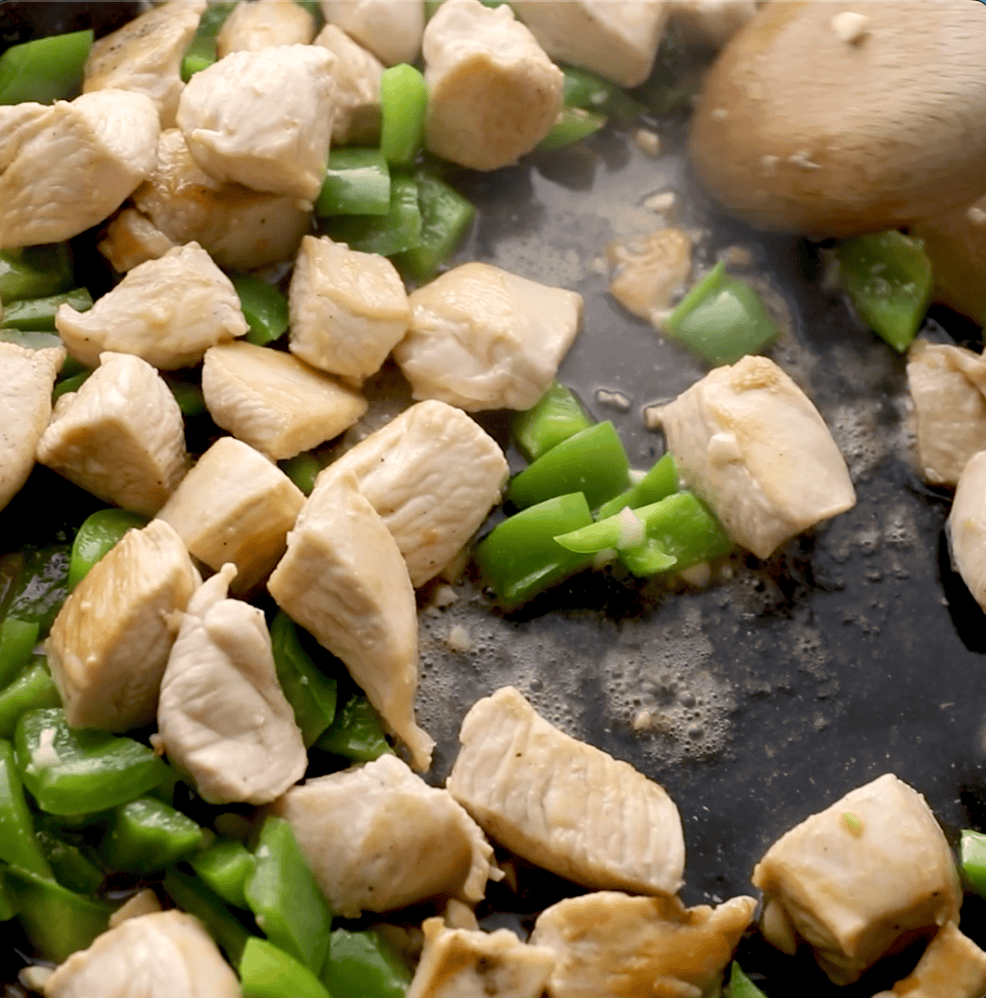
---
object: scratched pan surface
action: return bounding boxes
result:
[3,3,986,995]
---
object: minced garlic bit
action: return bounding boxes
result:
[446,624,472,653]
[842,810,865,836]
[789,150,821,171]
[634,128,661,158]
[595,388,632,412]
[711,107,729,121]
[32,727,60,769]
[615,506,647,549]
[968,206,986,225]
[830,11,869,44]
[760,154,779,177]
[679,563,712,588]
[643,191,676,213]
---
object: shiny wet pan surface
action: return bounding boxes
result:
[2,3,986,995]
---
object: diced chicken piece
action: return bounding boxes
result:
[203,342,368,461]
[668,0,760,48]
[56,242,248,370]
[531,891,756,998]
[131,129,311,272]
[606,227,692,322]
[947,450,986,610]
[0,91,159,250]
[0,343,65,513]
[407,917,555,998]
[873,923,986,998]
[396,262,582,411]
[158,563,307,805]
[906,339,986,486]
[98,207,177,272]
[37,351,187,517]
[446,686,686,897]
[270,754,499,916]
[108,889,162,929]
[511,0,669,89]
[217,0,316,57]
[288,235,411,383]
[157,436,304,596]
[46,519,201,732]
[44,910,241,998]
[315,24,385,145]
[655,355,856,559]
[83,0,206,128]
[317,400,508,587]
[176,45,336,203]
[267,470,434,770]
[423,0,563,171]
[752,773,962,985]
[322,0,425,66]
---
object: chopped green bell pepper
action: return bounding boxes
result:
[35,826,103,895]
[0,867,16,921]
[596,452,678,520]
[315,694,392,762]
[7,545,70,637]
[0,245,73,303]
[728,962,769,998]
[230,274,290,346]
[68,508,148,592]
[240,936,333,998]
[15,708,169,816]
[380,64,428,166]
[100,797,204,874]
[0,658,61,740]
[960,828,986,897]
[316,149,392,217]
[537,107,606,151]
[270,612,337,748]
[245,815,332,973]
[0,288,91,332]
[321,927,412,998]
[510,381,594,464]
[52,369,93,402]
[561,66,646,120]
[0,29,93,105]
[181,2,237,81]
[191,837,256,911]
[328,174,423,257]
[279,453,321,496]
[0,617,39,690]
[163,374,207,417]
[163,867,251,965]
[0,739,50,877]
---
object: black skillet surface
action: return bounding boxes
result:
[4,3,986,995]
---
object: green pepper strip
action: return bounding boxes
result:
[474,492,594,608]
[328,174,423,257]
[511,381,595,464]
[181,2,237,81]
[321,927,412,998]
[0,554,23,628]
[0,329,63,351]
[961,828,986,897]
[190,838,256,911]
[162,374,207,417]
[537,107,607,152]
[1,288,92,332]
[0,29,93,105]
[270,612,338,747]
[241,936,333,998]
[729,961,769,998]
[316,148,392,217]
[163,867,251,965]
[596,452,678,520]
[0,245,73,303]
[279,453,321,496]
[380,64,428,166]
[245,815,333,973]
[507,420,631,512]
[68,508,148,592]
[0,617,39,690]
[52,369,93,402]
[0,739,50,877]
[15,708,169,816]
[664,261,778,366]
[315,694,393,762]
[7,545,70,637]
[5,864,114,962]
[561,66,647,120]
[0,868,15,921]
[35,826,103,895]
[230,274,290,346]
[836,230,932,353]
[100,797,203,874]
[0,659,60,740]
[394,170,476,283]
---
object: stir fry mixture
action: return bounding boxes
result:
[2,0,986,996]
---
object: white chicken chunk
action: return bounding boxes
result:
[321,0,425,66]
[46,519,201,732]
[109,889,162,929]
[752,773,962,985]
[129,129,311,272]
[37,351,187,517]
[267,470,434,770]
[316,400,508,587]
[83,0,206,128]
[56,242,248,370]
[407,917,555,998]
[947,450,986,610]
[873,923,986,998]
[0,343,65,514]
[158,563,307,805]
[423,0,563,171]
[655,355,856,559]
[176,44,336,203]
[0,91,159,250]
[43,910,241,998]
[606,227,692,321]
[202,341,368,461]
[446,686,686,897]
[530,891,756,998]
[668,0,760,48]
[97,208,177,273]
[907,339,986,486]
[315,25,385,146]
[217,0,316,57]
[288,235,411,383]
[511,0,669,89]
[157,436,304,595]
[270,754,499,917]
[395,262,583,412]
